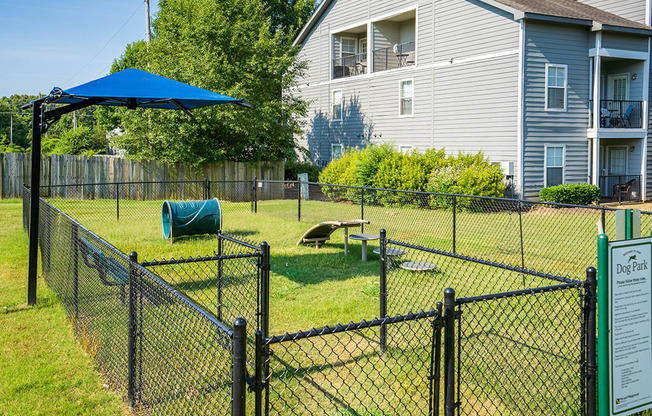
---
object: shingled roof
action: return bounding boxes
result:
[294,0,652,46]
[493,0,652,31]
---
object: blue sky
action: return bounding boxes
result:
[0,0,158,97]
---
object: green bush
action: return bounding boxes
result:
[0,143,29,153]
[51,126,107,156]
[284,160,321,182]
[318,148,362,201]
[539,183,600,206]
[353,143,396,187]
[318,145,506,208]
[426,152,505,210]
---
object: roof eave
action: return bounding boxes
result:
[293,0,334,47]
[592,22,652,36]
[521,12,592,27]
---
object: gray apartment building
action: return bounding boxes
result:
[289,0,652,199]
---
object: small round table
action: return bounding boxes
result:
[349,233,380,261]
[372,247,407,257]
[399,261,437,271]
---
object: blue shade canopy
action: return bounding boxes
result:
[41,68,247,112]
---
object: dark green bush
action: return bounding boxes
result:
[285,160,321,182]
[51,126,107,156]
[539,183,600,206]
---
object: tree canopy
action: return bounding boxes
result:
[0,95,36,150]
[103,0,316,166]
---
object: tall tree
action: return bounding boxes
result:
[263,0,317,39]
[107,0,311,166]
[0,95,37,149]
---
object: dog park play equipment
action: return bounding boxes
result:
[162,199,223,241]
[297,219,369,253]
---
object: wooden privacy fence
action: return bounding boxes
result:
[0,153,284,198]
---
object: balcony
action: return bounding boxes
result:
[589,100,643,129]
[333,52,368,79]
[599,174,642,202]
[372,41,415,73]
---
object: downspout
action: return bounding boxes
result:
[642,37,650,200]
[592,32,602,187]
[517,20,525,198]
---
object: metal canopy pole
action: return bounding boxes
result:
[25,96,105,305]
[27,100,44,305]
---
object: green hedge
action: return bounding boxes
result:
[318,145,505,207]
[539,183,601,205]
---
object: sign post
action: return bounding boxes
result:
[597,208,652,416]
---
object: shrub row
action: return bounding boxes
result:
[318,144,505,208]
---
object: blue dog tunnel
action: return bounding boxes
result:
[162,199,223,240]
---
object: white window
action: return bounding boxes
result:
[545,64,567,111]
[332,144,344,160]
[341,37,357,58]
[544,145,565,187]
[399,79,413,116]
[332,89,343,121]
[399,145,413,154]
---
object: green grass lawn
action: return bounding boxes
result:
[0,199,126,416]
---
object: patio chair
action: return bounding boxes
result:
[613,178,637,202]
[622,105,635,127]
[610,105,635,128]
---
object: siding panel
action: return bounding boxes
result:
[523,22,591,198]
[578,0,647,25]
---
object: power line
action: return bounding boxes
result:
[93,29,147,79]
[62,1,145,87]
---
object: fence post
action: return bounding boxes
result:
[115,183,120,221]
[601,208,606,233]
[297,179,301,222]
[452,196,456,254]
[260,242,270,339]
[205,177,211,200]
[127,251,138,407]
[254,330,264,416]
[379,229,387,353]
[254,176,258,214]
[585,267,597,416]
[518,201,525,288]
[232,318,247,416]
[429,301,444,416]
[443,288,456,416]
[217,232,223,321]
[72,223,79,321]
[361,188,365,233]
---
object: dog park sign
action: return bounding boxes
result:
[598,210,652,416]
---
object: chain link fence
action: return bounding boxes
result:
[24,181,605,415]
[261,309,442,415]
[456,284,587,415]
[30,188,239,415]
[254,180,652,280]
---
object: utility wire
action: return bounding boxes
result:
[93,29,147,79]
[62,2,145,87]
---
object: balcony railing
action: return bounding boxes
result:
[589,100,643,128]
[599,174,642,202]
[332,53,368,79]
[372,41,415,73]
